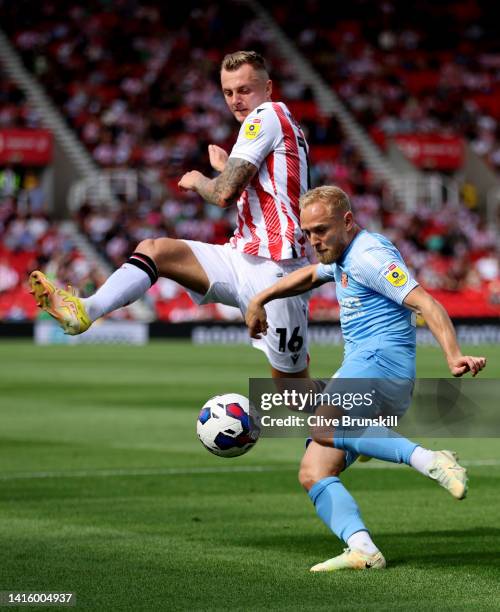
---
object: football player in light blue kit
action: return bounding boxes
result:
[246,185,486,571]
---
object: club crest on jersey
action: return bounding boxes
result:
[341,272,348,288]
[244,118,262,140]
[383,262,408,287]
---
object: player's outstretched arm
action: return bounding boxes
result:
[403,286,486,377]
[245,265,323,338]
[178,157,258,207]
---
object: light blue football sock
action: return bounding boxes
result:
[308,476,368,542]
[334,425,418,465]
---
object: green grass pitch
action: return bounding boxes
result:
[0,340,499,611]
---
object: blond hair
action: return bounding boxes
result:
[300,186,351,216]
[221,50,269,77]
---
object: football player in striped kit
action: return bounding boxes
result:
[245,185,487,571]
[29,50,312,379]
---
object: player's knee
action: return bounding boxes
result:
[298,460,342,492]
[135,237,179,266]
[298,464,316,491]
[136,238,164,259]
[135,238,154,259]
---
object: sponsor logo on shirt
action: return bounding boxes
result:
[340,296,364,322]
[383,262,408,287]
[244,118,262,140]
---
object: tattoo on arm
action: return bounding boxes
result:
[216,158,257,202]
[197,158,258,207]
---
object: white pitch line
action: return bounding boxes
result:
[0,465,295,481]
[463,459,500,466]
[353,458,500,469]
[0,459,498,481]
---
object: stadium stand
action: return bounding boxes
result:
[267,0,500,172]
[0,66,41,129]
[0,65,106,320]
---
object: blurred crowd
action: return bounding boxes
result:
[0,164,106,320]
[270,0,500,171]
[0,67,104,318]
[0,0,498,321]
[0,67,42,128]
[1,1,373,186]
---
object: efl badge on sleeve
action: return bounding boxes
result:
[244,118,262,140]
[384,262,408,287]
[341,272,348,288]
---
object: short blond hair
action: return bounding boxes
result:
[221,50,269,77]
[300,185,351,216]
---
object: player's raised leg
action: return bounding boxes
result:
[299,440,386,571]
[309,370,468,500]
[29,238,209,335]
[312,425,468,500]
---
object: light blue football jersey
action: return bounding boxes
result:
[317,230,418,378]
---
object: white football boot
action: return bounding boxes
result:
[310,548,386,572]
[427,450,468,500]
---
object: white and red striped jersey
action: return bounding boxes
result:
[228,101,310,261]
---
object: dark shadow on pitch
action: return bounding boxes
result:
[244,527,500,569]
[376,528,500,568]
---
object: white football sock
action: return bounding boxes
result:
[82,263,152,321]
[347,530,379,555]
[409,446,436,476]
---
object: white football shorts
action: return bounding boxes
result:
[182,240,310,373]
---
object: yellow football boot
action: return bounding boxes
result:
[29,270,92,335]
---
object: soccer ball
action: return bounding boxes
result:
[196,393,260,457]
